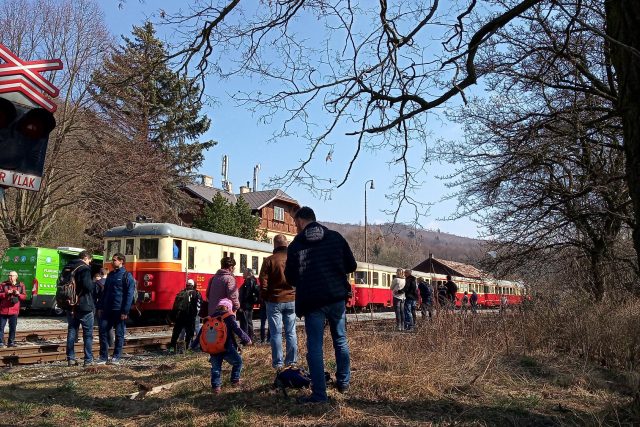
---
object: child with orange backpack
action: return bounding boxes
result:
[200,298,252,394]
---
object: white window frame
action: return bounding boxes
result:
[274,206,285,222]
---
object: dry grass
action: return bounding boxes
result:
[0,309,638,426]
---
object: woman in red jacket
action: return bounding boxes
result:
[0,271,26,347]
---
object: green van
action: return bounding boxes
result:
[0,247,103,313]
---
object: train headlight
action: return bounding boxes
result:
[143,274,153,282]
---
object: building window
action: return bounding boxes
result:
[274,206,285,222]
[252,256,259,272]
[139,239,159,259]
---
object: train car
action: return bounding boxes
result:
[103,222,273,317]
[349,262,397,309]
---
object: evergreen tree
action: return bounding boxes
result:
[193,193,262,241]
[91,22,214,180]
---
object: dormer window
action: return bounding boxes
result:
[274,206,285,222]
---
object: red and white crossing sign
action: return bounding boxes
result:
[0,44,62,112]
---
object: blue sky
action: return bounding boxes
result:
[103,1,481,238]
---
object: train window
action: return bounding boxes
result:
[173,240,182,260]
[230,252,235,260]
[139,238,159,259]
[188,247,195,270]
[106,240,120,259]
[372,272,379,286]
[274,206,285,222]
[354,271,366,284]
[240,254,248,271]
[252,256,259,272]
[125,239,134,255]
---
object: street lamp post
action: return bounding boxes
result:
[364,179,375,263]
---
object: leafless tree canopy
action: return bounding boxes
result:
[161,0,640,280]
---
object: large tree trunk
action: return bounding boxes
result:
[606,0,640,286]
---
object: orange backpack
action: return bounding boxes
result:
[200,312,232,354]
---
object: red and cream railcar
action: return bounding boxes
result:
[103,222,273,315]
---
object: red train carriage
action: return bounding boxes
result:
[103,222,273,317]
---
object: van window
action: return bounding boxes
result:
[106,240,121,260]
[139,239,159,259]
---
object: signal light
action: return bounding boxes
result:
[0,97,55,178]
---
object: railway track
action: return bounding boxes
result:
[2,326,173,366]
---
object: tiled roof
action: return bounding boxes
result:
[235,189,299,210]
[182,184,237,204]
[414,257,485,279]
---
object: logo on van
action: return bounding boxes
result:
[13,256,19,262]
[20,256,26,263]
[45,256,52,263]
[30,256,35,263]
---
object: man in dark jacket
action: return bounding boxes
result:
[403,270,418,330]
[418,277,433,320]
[259,234,297,369]
[285,206,357,403]
[237,269,260,342]
[445,275,458,310]
[63,251,95,366]
[169,279,202,352]
[97,252,135,365]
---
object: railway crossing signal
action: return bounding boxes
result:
[0,44,62,191]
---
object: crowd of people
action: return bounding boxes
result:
[189,206,356,402]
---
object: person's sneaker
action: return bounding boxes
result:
[212,387,221,394]
[0,343,4,348]
[107,358,121,365]
[296,395,328,404]
[231,379,242,386]
[7,343,17,348]
[336,384,350,394]
[95,359,107,365]
[83,360,94,367]
[67,359,79,367]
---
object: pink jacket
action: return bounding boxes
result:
[0,281,26,316]
[206,269,239,315]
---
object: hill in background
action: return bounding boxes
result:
[323,221,487,269]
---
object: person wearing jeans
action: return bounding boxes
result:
[97,253,135,364]
[403,270,418,330]
[0,271,26,347]
[390,269,405,331]
[266,301,297,368]
[259,234,297,369]
[66,310,94,365]
[304,300,350,402]
[62,251,96,366]
[285,207,357,403]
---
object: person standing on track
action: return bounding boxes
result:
[390,269,406,331]
[259,234,297,370]
[97,253,135,365]
[207,257,239,315]
[285,206,357,403]
[0,271,26,348]
[237,268,260,343]
[63,251,95,366]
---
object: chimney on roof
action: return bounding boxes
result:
[201,175,213,188]
[239,184,250,194]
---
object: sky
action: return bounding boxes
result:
[102,1,482,238]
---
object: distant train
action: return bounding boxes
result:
[350,261,524,309]
[102,222,523,318]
